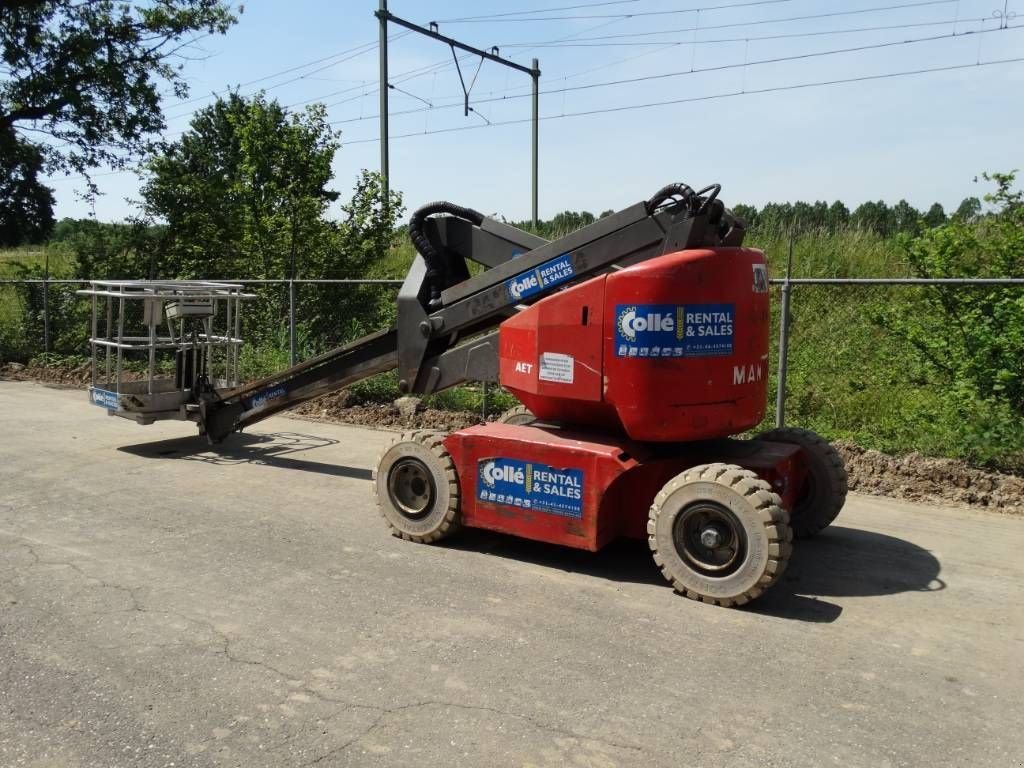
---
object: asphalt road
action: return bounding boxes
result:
[1,380,1022,768]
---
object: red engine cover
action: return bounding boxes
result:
[499,247,770,441]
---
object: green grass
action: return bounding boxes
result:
[0,244,77,278]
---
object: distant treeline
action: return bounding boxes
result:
[514,196,985,240]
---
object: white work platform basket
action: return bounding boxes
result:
[77,280,253,424]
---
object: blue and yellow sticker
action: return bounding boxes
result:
[614,303,734,358]
[477,458,583,518]
[504,253,575,302]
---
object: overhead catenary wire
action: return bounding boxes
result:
[285,52,476,110]
[501,15,992,46]
[313,9,629,119]
[164,37,385,110]
[162,32,413,121]
[57,50,1024,181]
[382,13,992,109]
[330,24,1017,126]
[338,56,1024,144]
[438,0,799,23]
[436,0,643,23]
[497,0,959,42]
[59,1,1016,180]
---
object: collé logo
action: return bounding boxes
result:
[616,305,682,343]
[247,384,287,409]
[477,458,583,518]
[504,253,575,302]
[614,303,734,358]
[91,388,119,410]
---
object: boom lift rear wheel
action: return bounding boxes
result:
[374,431,461,543]
[647,463,792,607]
[755,427,848,538]
[496,405,536,426]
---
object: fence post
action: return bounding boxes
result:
[42,251,51,356]
[481,381,488,421]
[775,232,795,428]
[288,279,297,367]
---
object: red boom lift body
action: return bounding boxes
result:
[446,246,805,554]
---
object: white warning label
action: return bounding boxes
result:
[538,352,574,384]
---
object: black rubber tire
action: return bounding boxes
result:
[647,463,792,607]
[755,427,848,538]
[373,430,461,543]
[496,405,536,426]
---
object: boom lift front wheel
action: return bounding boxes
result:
[648,464,793,607]
[373,431,461,543]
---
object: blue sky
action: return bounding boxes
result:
[46,0,1024,222]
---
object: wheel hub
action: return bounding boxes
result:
[387,458,436,519]
[673,502,747,577]
[700,526,724,549]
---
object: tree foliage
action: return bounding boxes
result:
[0,0,236,177]
[142,92,340,280]
[878,172,1024,423]
[138,92,403,352]
[0,130,53,245]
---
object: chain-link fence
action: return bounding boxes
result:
[2,275,1023,468]
[772,278,1024,470]
[0,278,402,373]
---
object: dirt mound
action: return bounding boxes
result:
[292,389,480,432]
[836,441,1024,514]
[1,361,93,387]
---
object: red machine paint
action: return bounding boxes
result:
[451,245,804,553]
[444,424,805,552]
[499,247,770,442]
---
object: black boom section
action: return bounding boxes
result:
[201,328,398,442]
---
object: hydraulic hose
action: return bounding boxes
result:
[408,201,485,307]
[645,183,696,214]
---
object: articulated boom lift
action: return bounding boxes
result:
[88,183,848,607]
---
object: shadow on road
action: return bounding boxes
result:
[749,525,945,623]
[117,431,374,481]
[450,524,943,624]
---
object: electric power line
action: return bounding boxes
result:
[498,0,960,43]
[330,24,1017,126]
[439,0,798,23]
[165,38,380,110]
[340,55,1024,144]
[382,13,992,109]
[163,33,411,120]
[502,15,991,45]
[436,0,642,23]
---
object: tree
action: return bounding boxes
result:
[731,204,758,227]
[954,197,982,222]
[923,202,947,228]
[891,199,922,235]
[0,1,236,179]
[0,131,53,245]
[142,92,341,280]
[142,93,404,353]
[826,201,850,230]
[851,200,893,236]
